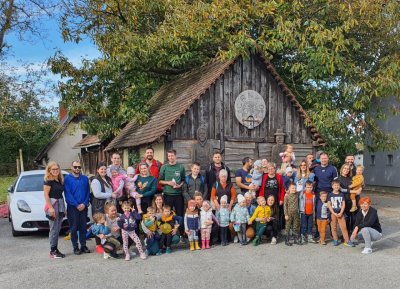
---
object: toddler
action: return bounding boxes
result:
[158,205,180,254]
[316,191,329,245]
[125,166,142,213]
[284,182,301,246]
[249,160,263,198]
[328,180,354,247]
[117,201,146,260]
[216,195,231,246]
[230,194,250,246]
[110,166,126,200]
[283,166,295,191]
[184,200,201,251]
[89,212,120,259]
[200,200,215,249]
[280,144,296,164]
[349,165,364,212]
[248,196,271,246]
[141,206,160,255]
[299,181,316,244]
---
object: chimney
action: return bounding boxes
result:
[59,102,68,123]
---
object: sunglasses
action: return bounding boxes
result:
[73,166,81,169]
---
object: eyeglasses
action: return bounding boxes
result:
[73,166,81,169]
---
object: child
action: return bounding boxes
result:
[266,195,279,244]
[316,191,329,245]
[200,200,215,249]
[328,180,354,247]
[125,166,142,213]
[284,182,301,246]
[183,162,206,202]
[184,200,201,251]
[299,181,316,244]
[110,166,126,200]
[193,191,204,212]
[249,160,263,198]
[89,212,121,259]
[349,165,364,212]
[283,166,295,191]
[158,205,180,254]
[141,206,160,255]
[230,194,250,245]
[216,195,231,246]
[248,196,271,246]
[117,201,146,260]
[280,144,296,165]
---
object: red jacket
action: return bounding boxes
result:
[259,173,285,203]
[135,159,163,191]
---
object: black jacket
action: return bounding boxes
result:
[205,162,231,200]
[354,207,382,233]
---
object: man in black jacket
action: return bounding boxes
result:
[204,151,231,201]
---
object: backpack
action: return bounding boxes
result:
[185,175,205,187]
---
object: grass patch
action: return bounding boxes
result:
[0,176,15,203]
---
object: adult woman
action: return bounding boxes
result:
[350,197,382,254]
[294,160,315,193]
[44,161,65,258]
[91,162,115,214]
[265,195,279,244]
[152,194,165,219]
[210,169,236,211]
[135,162,157,213]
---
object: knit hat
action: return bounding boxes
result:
[285,166,293,174]
[253,160,262,169]
[109,165,119,173]
[220,195,228,203]
[127,166,135,175]
[237,194,245,203]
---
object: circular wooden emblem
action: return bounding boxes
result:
[234,90,266,129]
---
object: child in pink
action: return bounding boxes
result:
[110,166,126,201]
[125,166,142,214]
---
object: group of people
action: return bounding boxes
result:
[43,146,383,260]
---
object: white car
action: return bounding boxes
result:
[7,170,91,237]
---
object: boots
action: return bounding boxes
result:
[285,235,292,246]
[205,239,210,249]
[189,241,195,251]
[195,241,200,250]
[201,239,206,250]
[252,236,260,246]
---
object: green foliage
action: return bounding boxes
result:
[0,176,14,203]
[52,0,400,160]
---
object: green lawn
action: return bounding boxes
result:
[0,176,15,203]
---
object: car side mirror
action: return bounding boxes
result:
[8,186,14,193]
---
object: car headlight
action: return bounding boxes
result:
[17,200,31,213]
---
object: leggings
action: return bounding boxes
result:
[236,223,247,243]
[201,227,212,241]
[220,226,228,243]
[121,230,144,256]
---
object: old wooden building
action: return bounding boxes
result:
[105,53,325,172]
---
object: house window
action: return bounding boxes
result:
[370,155,375,166]
[387,154,393,166]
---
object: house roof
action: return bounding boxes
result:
[35,115,76,161]
[73,135,101,149]
[106,53,325,151]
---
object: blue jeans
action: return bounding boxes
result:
[67,205,87,249]
[301,213,313,235]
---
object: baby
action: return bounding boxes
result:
[349,165,364,212]
[280,144,296,165]
[249,160,263,198]
[125,166,142,213]
[110,166,126,200]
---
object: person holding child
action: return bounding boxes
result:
[348,165,364,212]
[135,162,157,214]
[89,212,120,259]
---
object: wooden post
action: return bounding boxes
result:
[19,149,24,172]
[16,158,20,175]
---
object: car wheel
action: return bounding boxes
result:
[10,214,23,237]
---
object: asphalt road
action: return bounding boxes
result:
[0,192,399,289]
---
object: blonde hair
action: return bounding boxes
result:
[44,161,64,184]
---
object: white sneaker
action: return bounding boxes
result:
[361,248,372,254]
[247,237,250,242]
[103,252,110,259]
[271,237,277,245]
[234,236,238,243]
[130,251,137,257]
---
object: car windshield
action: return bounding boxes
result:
[16,174,45,192]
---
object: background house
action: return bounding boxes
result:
[105,53,325,173]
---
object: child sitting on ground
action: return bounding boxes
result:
[349,165,364,212]
[249,160,263,198]
[184,200,201,251]
[299,181,316,244]
[117,201,146,260]
[158,205,180,254]
[125,166,142,213]
[141,206,160,255]
[216,195,231,246]
[284,182,301,246]
[89,212,120,259]
[230,194,250,246]
[316,191,329,245]
[200,200,216,249]
[248,196,271,246]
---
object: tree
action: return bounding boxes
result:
[50,0,400,162]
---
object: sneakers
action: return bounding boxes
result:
[80,246,90,254]
[156,249,162,256]
[343,241,355,247]
[140,252,147,260]
[333,240,339,246]
[125,254,130,261]
[271,237,277,245]
[320,240,327,245]
[234,236,239,243]
[95,245,104,254]
[103,252,110,259]
[165,247,171,254]
[50,249,65,259]
[362,247,373,254]
[73,247,82,255]
[307,235,316,243]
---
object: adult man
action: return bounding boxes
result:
[235,157,255,194]
[135,146,163,192]
[106,152,126,177]
[345,154,357,176]
[64,161,91,255]
[313,153,338,194]
[204,151,231,200]
[159,149,186,222]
